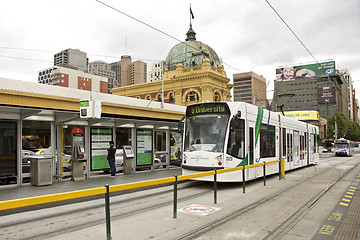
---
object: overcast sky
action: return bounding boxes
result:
[1,0,359,99]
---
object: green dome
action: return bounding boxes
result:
[164,25,221,71]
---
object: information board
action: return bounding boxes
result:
[136,130,152,166]
[91,128,112,170]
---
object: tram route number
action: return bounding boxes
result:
[180,204,220,216]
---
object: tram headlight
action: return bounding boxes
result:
[183,154,187,164]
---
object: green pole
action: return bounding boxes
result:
[263,161,266,186]
[214,170,217,204]
[173,175,178,219]
[242,167,246,193]
[105,184,111,240]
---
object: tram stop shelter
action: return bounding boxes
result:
[0,78,185,186]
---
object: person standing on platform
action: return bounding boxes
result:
[107,141,116,177]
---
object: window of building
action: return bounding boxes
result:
[157,94,162,102]
[186,91,199,102]
[169,93,174,103]
[214,92,221,102]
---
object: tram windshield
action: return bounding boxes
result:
[184,114,229,152]
[334,143,348,149]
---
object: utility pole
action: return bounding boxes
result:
[334,115,338,140]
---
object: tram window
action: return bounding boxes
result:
[227,119,245,159]
[282,128,286,157]
[260,124,275,158]
[184,114,229,153]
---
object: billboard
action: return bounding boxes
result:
[276,61,335,81]
[318,86,336,104]
[282,111,319,121]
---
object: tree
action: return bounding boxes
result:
[326,113,360,140]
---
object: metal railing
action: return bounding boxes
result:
[0,158,284,240]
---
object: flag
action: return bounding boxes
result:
[190,7,194,19]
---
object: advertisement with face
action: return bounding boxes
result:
[276,61,335,81]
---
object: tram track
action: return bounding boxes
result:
[0,181,213,240]
[1,156,359,240]
[174,157,360,240]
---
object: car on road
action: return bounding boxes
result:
[21,150,38,173]
[33,148,72,171]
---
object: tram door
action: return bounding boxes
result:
[294,131,300,166]
[287,132,293,164]
[249,127,254,165]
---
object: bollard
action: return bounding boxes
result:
[279,160,281,180]
[263,161,266,186]
[173,175,178,219]
[242,167,246,193]
[214,170,217,204]
[105,184,111,240]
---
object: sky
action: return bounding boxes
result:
[1,0,360,99]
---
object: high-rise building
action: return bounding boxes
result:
[53,48,88,72]
[130,60,147,85]
[340,69,354,121]
[271,61,350,120]
[38,66,58,84]
[233,72,267,104]
[110,61,121,87]
[119,55,131,87]
[88,61,116,93]
[148,61,164,82]
[49,67,108,93]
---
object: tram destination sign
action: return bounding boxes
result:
[186,103,230,117]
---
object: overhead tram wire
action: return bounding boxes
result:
[95,0,251,75]
[265,0,318,63]
[95,0,183,44]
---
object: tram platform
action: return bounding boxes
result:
[0,167,182,203]
[0,166,359,239]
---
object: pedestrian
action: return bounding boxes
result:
[107,141,116,177]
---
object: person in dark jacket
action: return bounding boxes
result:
[107,141,116,177]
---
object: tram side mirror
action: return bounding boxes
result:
[178,116,185,132]
[230,111,241,131]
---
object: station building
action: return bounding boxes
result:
[111,25,233,106]
[0,78,185,186]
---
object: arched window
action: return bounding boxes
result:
[186,91,199,102]
[136,96,141,99]
[146,95,151,100]
[214,92,221,102]
[157,94,162,102]
[169,93,174,103]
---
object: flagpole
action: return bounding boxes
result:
[190,4,192,26]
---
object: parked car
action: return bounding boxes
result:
[33,148,72,171]
[22,150,38,173]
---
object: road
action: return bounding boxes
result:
[0,153,359,240]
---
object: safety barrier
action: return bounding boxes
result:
[0,158,284,240]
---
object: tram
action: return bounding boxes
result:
[334,138,354,156]
[181,102,319,182]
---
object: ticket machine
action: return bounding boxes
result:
[123,145,134,175]
[71,128,87,181]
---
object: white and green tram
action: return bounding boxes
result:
[181,102,319,182]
